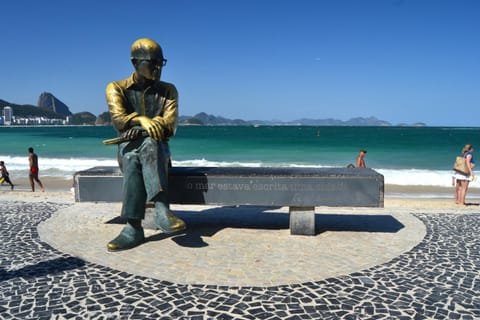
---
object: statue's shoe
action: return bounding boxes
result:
[107,224,145,252]
[155,210,186,234]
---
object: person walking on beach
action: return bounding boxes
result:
[104,38,185,251]
[356,149,367,168]
[28,147,45,192]
[0,161,14,190]
[452,144,475,205]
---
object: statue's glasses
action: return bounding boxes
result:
[135,58,168,67]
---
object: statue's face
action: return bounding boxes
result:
[134,58,163,81]
[130,38,166,81]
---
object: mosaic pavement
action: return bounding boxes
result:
[0,201,479,319]
[37,203,425,287]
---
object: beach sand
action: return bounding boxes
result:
[2,176,73,193]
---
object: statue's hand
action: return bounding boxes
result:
[137,116,163,141]
[122,128,141,140]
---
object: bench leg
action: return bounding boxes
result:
[289,206,315,235]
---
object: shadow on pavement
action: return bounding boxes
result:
[106,206,405,248]
[0,257,86,281]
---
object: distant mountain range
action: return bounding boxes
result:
[180,112,426,127]
[0,98,62,119]
[0,96,96,125]
[1,95,426,126]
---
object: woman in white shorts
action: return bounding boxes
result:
[452,144,475,205]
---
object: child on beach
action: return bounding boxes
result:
[0,161,14,190]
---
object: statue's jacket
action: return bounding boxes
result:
[106,72,178,139]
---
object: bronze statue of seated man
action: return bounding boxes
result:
[104,38,186,251]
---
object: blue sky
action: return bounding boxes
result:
[1,0,479,126]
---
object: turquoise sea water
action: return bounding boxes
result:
[1,125,479,191]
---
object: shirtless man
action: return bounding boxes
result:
[356,149,367,168]
[28,147,45,192]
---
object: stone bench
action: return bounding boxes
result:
[73,166,384,235]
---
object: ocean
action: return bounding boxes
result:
[1,125,479,195]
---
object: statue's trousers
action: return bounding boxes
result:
[118,137,170,220]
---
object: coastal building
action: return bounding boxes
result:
[3,106,12,125]
[13,117,65,125]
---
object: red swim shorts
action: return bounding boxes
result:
[30,167,39,174]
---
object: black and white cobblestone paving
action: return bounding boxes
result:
[0,201,479,319]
